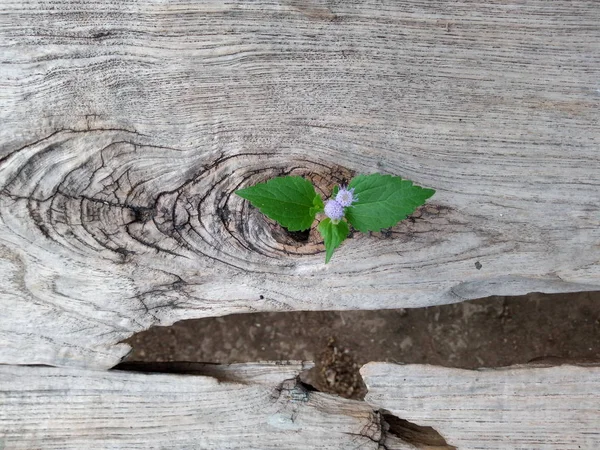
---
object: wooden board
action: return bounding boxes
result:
[362,362,600,449]
[0,363,414,450]
[1,0,599,368]
[3,362,599,449]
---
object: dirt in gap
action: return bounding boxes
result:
[123,291,600,399]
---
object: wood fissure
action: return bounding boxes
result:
[362,363,600,449]
[2,362,598,448]
[380,411,456,450]
[0,363,416,450]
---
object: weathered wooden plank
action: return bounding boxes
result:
[1,1,599,368]
[3,363,599,449]
[0,363,414,450]
[361,363,600,449]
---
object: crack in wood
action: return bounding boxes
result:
[113,360,450,449]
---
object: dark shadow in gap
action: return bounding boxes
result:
[119,291,600,400]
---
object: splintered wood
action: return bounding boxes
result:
[2,363,598,449]
[362,363,600,449]
[0,363,413,450]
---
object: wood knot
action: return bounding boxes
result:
[0,129,358,269]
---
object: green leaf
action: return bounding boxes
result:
[317,218,349,263]
[346,174,435,232]
[311,193,324,216]
[235,176,321,231]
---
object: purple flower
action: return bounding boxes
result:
[335,186,357,207]
[324,200,344,221]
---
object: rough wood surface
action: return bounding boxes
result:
[0,363,414,450]
[362,362,600,449]
[2,362,599,449]
[1,1,599,368]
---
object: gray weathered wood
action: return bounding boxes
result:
[1,0,599,368]
[362,362,600,449]
[0,363,414,450]
[3,362,599,449]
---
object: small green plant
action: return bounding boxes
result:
[236,173,435,263]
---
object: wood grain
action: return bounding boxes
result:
[1,0,599,368]
[0,363,414,450]
[362,362,600,449]
[3,362,599,449]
